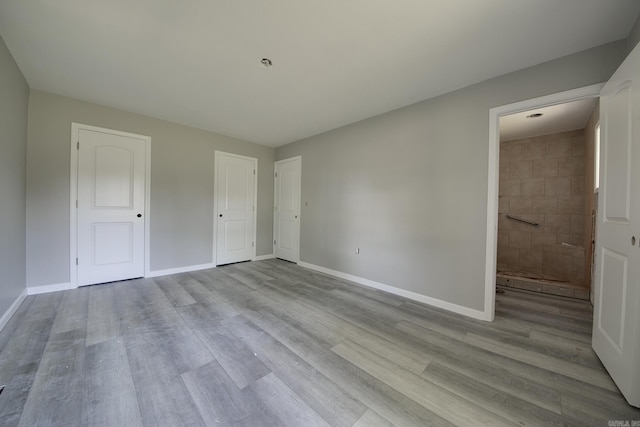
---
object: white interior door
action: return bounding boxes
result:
[592,41,640,408]
[76,126,147,286]
[274,157,301,263]
[216,152,256,265]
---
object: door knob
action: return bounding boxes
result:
[137,214,142,218]
[219,214,223,217]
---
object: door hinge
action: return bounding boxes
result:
[275,172,277,178]
[75,200,78,208]
[77,141,79,150]
[253,169,256,175]
[75,257,78,265]
[252,242,254,247]
[274,240,276,245]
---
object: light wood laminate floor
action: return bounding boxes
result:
[0,259,639,426]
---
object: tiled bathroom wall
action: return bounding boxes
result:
[498,130,587,287]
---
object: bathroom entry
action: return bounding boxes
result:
[496,98,599,301]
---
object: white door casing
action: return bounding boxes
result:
[215,152,257,265]
[592,42,640,407]
[274,157,301,263]
[71,124,150,286]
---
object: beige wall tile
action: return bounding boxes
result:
[498,196,510,213]
[544,214,571,234]
[520,140,546,159]
[532,232,557,249]
[519,249,543,271]
[498,230,509,248]
[499,178,520,196]
[558,157,585,177]
[509,230,532,249]
[500,141,522,162]
[498,162,511,181]
[520,178,545,196]
[558,195,584,214]
[532,196,558,213]
[545,177,571,196]
[510,159,533,178]
[571,214,585,234]
[509,196,532,213]
[570,176,584,195]
[572,136,585,157]
[532,158,558,177]
[546,138,572,158]
[497,247,520,267]
[542,251,571,281]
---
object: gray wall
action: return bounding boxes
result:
[0,36,29,315]
[26,91,274,287]
[276,41,627,312]
[627,12,640,54]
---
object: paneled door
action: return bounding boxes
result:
[216,152,257,265]
[75,125,148,286]
[592,41,640,407]
[274,157,301,263]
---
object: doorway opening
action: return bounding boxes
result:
[484,84,603,320]
[496,98,599,302]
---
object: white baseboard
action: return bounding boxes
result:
[27,282,76,295]
[298,261,489,321]
[254,254,275,261]
[147,262,216,278]
[0,288,28,332]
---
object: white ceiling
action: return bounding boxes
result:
[500,98,598,141]
[1,1,639,147]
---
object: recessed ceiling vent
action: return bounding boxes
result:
[526,113,543,119]
[260,58,273,68]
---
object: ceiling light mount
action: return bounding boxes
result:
[526,113,543,119]
[260,58,273,68]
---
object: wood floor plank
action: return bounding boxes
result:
[17,290,88,427]
[224,314,367,427]
[153,275,198,307]
[193,323,271,390]
[332,339,514,427]
[81,338,143,427]
[421,361,576,426]
[0,313,55,426]
[182,359,252,426]
[351,409,395,427]
[1,259,639,426]
[85,284,122,347]
[463,332,618,391]
[247,373,331,427]
[124,329,209,427]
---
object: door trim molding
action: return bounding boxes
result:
[213,151,258,265]
[274,156,302,263]
[70,123,152,287]
[484,84,603,321]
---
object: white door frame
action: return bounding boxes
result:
[274,156,302,263]
[484,84,603,321]
[70,123,151,287]
[213,151,258,265]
